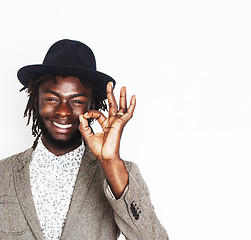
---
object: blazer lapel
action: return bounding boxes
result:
[13,148,44,240]
[60,146,98,238]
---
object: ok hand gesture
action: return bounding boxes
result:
[79,82,136,162]
[79,82,136,198]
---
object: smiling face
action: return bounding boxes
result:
[38,76,93,155]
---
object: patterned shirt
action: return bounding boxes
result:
[30,139,84,240]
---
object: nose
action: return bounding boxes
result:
[55,102,72,117]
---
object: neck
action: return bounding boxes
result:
[41,136,82,156]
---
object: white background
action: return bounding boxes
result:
[0,1,251,239]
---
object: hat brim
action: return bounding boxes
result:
[17,64,116,98]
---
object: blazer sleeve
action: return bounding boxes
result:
[103,162,168,240]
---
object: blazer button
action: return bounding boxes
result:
[131,202,136,211]
[131,201,141,220]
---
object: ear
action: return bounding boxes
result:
[90,99,96,110]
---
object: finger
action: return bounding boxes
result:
[121,95,136,122]
[119,86,127,113]
[83,110,107,129]
[107,82,118,117]
[79,114,94,141]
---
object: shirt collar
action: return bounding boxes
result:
[31,138,85,166]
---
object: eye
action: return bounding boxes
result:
[71,100,84,104]
[46,98,59,102]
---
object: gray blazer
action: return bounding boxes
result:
[0,146,168,240]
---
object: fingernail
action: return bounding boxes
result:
[84,112,89,117]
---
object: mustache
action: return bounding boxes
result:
[43,115,92,126]
[43,116,80,123]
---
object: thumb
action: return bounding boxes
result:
[79,114,94,140]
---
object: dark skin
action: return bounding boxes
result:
[38,76,93,156]
[38,76,136,198]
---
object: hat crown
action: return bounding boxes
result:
[17,39,116,97]
[43,39,96,70]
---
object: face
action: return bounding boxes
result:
[38,76,93,152]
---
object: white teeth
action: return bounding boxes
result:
[53,122,73,129]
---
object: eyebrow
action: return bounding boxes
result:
[70,93,88,99]
[44,89,88,98]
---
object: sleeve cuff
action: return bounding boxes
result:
[104,180,129,200]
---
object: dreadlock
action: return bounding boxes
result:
[20,75,108,148]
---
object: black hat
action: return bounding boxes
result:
[17,39,116,98]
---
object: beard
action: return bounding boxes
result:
[37,113,83,150]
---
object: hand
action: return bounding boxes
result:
[79,82,136,163]
[79,82,136,198]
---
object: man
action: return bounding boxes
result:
[0,39,168,239]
